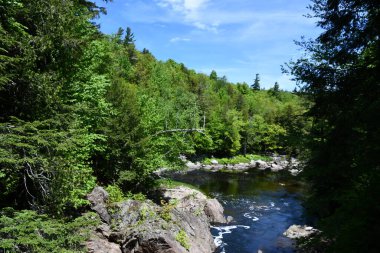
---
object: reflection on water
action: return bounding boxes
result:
[171,170,307,253]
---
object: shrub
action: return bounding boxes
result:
[0,208,99,253]
[105,185,125,203]
[175,229,190,250]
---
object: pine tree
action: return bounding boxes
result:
[288,0,380,251]
[251,73,260,90]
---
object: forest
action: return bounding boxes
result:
[0,0,379,252]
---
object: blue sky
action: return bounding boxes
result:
[94,0,321,90]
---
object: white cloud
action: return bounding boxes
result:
[155,0,218,31]
[170,37,191,42]
[123,0,317,39]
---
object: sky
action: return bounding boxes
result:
[94,0,321,90]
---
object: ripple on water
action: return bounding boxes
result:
[211,225,250,253]
[170,170,305,253]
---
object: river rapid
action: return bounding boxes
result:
[171,170,307,253]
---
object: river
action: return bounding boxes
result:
[170,170,307,253]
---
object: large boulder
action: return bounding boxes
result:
[113,198,215,253]
[186,161,201,171]
[87,186,111,224]
[87,186,226,253]
[255,160,270,170]
[161,186,227,224]
[283,225,319,239]
[204,198,227,224]
[87,233,122,253]
[270,163,283,172]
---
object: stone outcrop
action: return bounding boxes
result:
[283,225,319,239]
[87,233,122,253]
[87,186,111,224]
[160,186,229,224]
[87,186,228,253]
[204,199,227,224]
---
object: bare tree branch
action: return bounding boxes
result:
[151,128,205,137]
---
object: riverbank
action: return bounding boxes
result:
[86,185,229,253]
[86,155,307,253]
[171,154,303,176]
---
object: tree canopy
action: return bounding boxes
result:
[287,0,380,251]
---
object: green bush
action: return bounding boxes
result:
[203,154,272,165]
[0,208,99,253]
[125,191,146,201]
[175,229,190,250]
[105,185,125,203]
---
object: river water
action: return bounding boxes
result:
[171,170,307,253]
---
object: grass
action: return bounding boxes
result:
[156,178,202,191]
[203,154,272,165]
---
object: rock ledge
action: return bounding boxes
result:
[86,186,228,253]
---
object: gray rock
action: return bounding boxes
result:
[283,225,318,239]
[87,233,122,253]
[87,186,111,224]
[256,160,269,170]
[270,163,283,172]
[186,161,201,171]
[211,164,224,171]
[184,155,302,174]
[162,186,226,224]
[162,186,207,202]
[226,164,234,170]
[87,186,228,253]
[235,163,249,171]
[210,159,219,165]
[116,199,215,253]
[204,198,227,223]
[96,223,112,238]
[123,234,184,253]
[278,160,289,168]
[203,165,212,170]
[289,169,301,176]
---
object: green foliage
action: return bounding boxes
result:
[287,0,380,251]
[0,117,97,213]
[156,179,202,192]
[251,73,260,90]
[0,0,310,228]
[159,199,178,222]
[175,229,190,250]
[105,185,125,203]
[125,192,146,201]
[203,154,271,165]
[0,208,99,253]
[245,115,286,152]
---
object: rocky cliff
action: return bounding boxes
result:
[86,186,228,253]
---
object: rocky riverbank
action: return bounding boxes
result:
[184,156,303,176]
[86,186,229,253]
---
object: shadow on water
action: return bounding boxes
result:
[170,170,307,253]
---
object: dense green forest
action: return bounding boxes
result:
[287,0,380,252]
[0,0,379,252]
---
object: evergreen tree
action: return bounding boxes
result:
[288,0,380,251]
[209,70,217,81]
[124,27,135,45]
[251,73,260,90]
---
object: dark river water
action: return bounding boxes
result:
[171,170,307,253]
